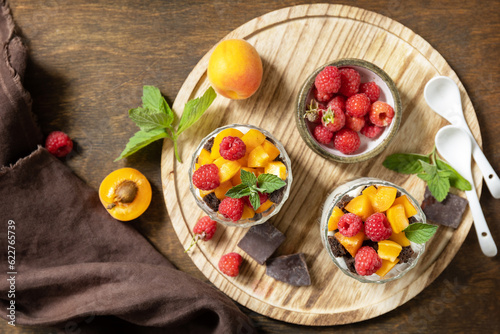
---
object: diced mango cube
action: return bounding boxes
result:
[328,206,344,231]
[261,140,280,160]
[219,161,241,183]
[195,163,200,171]
[345,194,374,221]
[392,195,418,218]
[362,185,377,206]
[372,186,398,212]
[376,259,399,277]
[256,168,265,176]
[241,205,255,220]
[210,128,244,159]
[264,161,287,180]
[231,167,258,185]
[237,153,249,167]
[248,145,270,168]
[255,199,273,214]
[199,189,213,197]
[334,230,365,257]
[389,231,411,247]
[378,240,403,262]
[214,181,233,200]
[241,129,266,152]
[386,203,409,234]
[213,156,229,169]
[198,148,214,166]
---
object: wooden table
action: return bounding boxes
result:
[3,0,499,333]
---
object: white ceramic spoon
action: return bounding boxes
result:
[425,76,500,199]
[435,125,497,257]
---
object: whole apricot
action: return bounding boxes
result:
[207,39,263,100]
[99,168,152,221]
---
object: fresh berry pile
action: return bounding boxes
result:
[306,66,395,154]
[327,185,420,277]
[192,127,288,222]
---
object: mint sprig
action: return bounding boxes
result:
[116,85,216,162]
[225,169,286,210]
[383,148,471,202]
[403,223,438,244]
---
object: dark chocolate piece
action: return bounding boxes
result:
[337,195,353,212]
[203,137,214,152]
[273,156,284,163]
[362,239,379,252]
[237,222,285,265]
[398,246,415,263]
[344,255,357,274]
[421,187,468,229]
[396,190,402,198]
[408,216,419,224]
[328,235,347,257]
[266,253,311,286]
[203,192,220,212]
[269,182,286,204]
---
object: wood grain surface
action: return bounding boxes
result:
[3,0,499,333]
[161,4,482,326]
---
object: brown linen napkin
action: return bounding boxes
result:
[0,2,255,333]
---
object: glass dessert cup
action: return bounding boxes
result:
[188,124,293,228]
[296,58,402,163]
[320,177,426,283]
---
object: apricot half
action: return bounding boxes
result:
[99,168,152,221]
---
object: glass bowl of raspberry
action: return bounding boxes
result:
[320,177,427,283]
[188,124,293,228]
[295,58,402,163]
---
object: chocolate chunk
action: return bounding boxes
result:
[269,182,286,204]
[273,156,284,163]
[421,187,468,229]
[408,216,419,224]
[203,192,220,212]
[328,235,347,257]
[396,190,402,198]
[344,255,357,274]
[398,246,414,263]
[265,136,275,144]
[237,222,285,265]
[266,253,311,286]
[337,195,353,212]
[203,137,214,152]
[362,239,379,252]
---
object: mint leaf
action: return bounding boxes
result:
[176,87,216,135]
[225,184,252,198]
[249,192,261,211]
[240,169,257,187]
[418,161,449,201]
[436,158,472,191]
[129,108,173,131]
[403,223,438,244]
[383,153,430,174]
[257,173,286,193]
[115,128,169,161]
[142,86,163,111]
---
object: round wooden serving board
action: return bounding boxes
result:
[161,4,482,326]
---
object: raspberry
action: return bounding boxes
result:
[360,123,384,138]
[218,252,243,277]
[359,82,380,103]
[365,213,392,241]
[326,95,346,112]
[369,101,395,127]
[218,197,244,221]
[339,68,361,97]
[321,107,345,133]
[45,131,73,158]
[314,66,341,94]
[185,216,218,252]
[346,93,371,117]
[193,216,217,241]
[192,163,220,191]
[313,124,333,144]
[338,213,363,237]
[304,100,326,123]
[313,88,332,103]
[333,128,360,154]
[219,136,246,161]
[355,246,382,276]
[345,115,366,132]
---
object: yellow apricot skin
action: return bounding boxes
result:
[208,39,263,100]
[376,259,399,277]
[372,186,398,212]
[328,206,344,231]
[392,195,418,218]
[99,168,152,221]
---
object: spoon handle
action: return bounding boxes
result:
[455,120,500,199]
[465,188,498,257]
